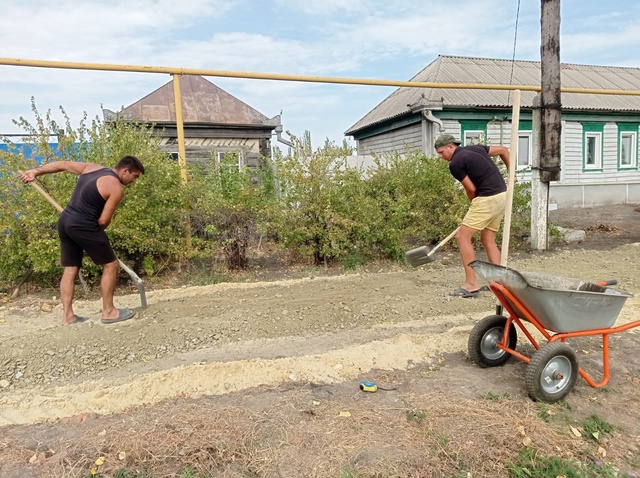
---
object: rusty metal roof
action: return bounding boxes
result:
[345,55,640,135]
[121,75,270,126]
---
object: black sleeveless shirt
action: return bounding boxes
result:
[62,168,119,225]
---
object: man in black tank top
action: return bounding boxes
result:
[434,135,512,298]
[19,156,144,325]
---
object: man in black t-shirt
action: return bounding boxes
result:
[434,134,511,298]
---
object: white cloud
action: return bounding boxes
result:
[273,0,368,16]
[1,0,640,145]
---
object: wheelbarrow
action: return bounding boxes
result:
[466,260,640,403]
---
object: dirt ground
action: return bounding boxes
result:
[1,204,640,477]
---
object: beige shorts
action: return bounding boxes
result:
[461,192,507,232]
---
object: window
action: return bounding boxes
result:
[585,133,601,168]
[618,124,638,170]
[460,120,488,146]
[464,130,485,145]
[582,123,604,171]
[216,151,242,169]
[517,133,532,169]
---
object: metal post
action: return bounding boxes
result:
[172,73,192,249]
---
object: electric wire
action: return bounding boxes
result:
[507,0,522,106]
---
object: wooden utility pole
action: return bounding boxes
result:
[540,0,562,183]
[532,0,562,250]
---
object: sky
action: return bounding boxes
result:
[2,0,640,149]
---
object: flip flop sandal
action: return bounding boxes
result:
[67,315,90,325]
[449,287,481,298]
[101,308,136,324]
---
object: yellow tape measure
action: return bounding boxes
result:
[359,381,378,392]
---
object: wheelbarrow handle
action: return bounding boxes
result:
[597,279,618,286]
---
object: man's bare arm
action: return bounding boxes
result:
[488,146,510,170]
[460,176,477,201]
[97,176,124,229]
[18,161,100,183]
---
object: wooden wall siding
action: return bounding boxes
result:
[440,120,461,141]
[562,122,582,183]
[358,123,422,155]
[157,136,269,168]
[561,122,640,184]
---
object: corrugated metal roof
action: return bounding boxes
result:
[345,55,640,135]
[121,75,270,126]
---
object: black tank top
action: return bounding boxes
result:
[62,168,119,224]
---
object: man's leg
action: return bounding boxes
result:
[60,266,80,325]
[456,225,480,291]
[481,228,501,264]
[100,259,120,320]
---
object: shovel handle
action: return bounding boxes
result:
[427,227,460,257]
[22,175,64,213]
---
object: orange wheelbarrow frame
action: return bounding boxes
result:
[489,281,640,390]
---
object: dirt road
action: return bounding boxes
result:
[1,204,640,477]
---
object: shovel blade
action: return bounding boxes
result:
[405,245,435,267]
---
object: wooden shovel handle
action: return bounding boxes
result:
[427,227,460,257]
[24,177,64,213]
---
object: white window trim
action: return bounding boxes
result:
[463,130,485,146]
[619,131,638,169]
[216,151,243,169]
[517,132,533,170]
[584,132,602,170]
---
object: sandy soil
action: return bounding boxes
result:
[1,204,640,476]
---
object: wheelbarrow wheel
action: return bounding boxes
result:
[525,342,579,403]
[468,315,517,368]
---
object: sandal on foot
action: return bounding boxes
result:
[101,308,136,324]
[67,315,90,325]
[449,287,480,298]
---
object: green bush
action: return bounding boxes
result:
[0,100,189,284]
[186,153,277,270]
[271,140,528,265]
[1,100,534,288]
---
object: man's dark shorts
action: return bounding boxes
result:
[57,213,117,267]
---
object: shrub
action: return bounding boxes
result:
[0,100,189,284]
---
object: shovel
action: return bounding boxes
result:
[22,175,148,308]
[405,227,460,267]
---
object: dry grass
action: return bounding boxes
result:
[3,371,636,478]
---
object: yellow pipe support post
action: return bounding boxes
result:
[171,73,192,249]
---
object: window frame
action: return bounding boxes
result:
[618,123,639,170]
[216,150,243,169]
[516,131,533,170]
[582,123,604,171]
[460,120,488,146]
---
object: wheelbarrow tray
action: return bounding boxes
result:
[470,260,633,333]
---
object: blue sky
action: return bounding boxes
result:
[1,0,640,149]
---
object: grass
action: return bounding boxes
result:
[505,448,638,478]
[3,365,638,478]
[535,402,552,423]
[582,414,615,442]
[483,391,511,401]
[405,410,427,422]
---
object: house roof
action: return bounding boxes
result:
[345,55,640,135]
[119,75,271,127]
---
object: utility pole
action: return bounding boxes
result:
[531,0,562,250]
